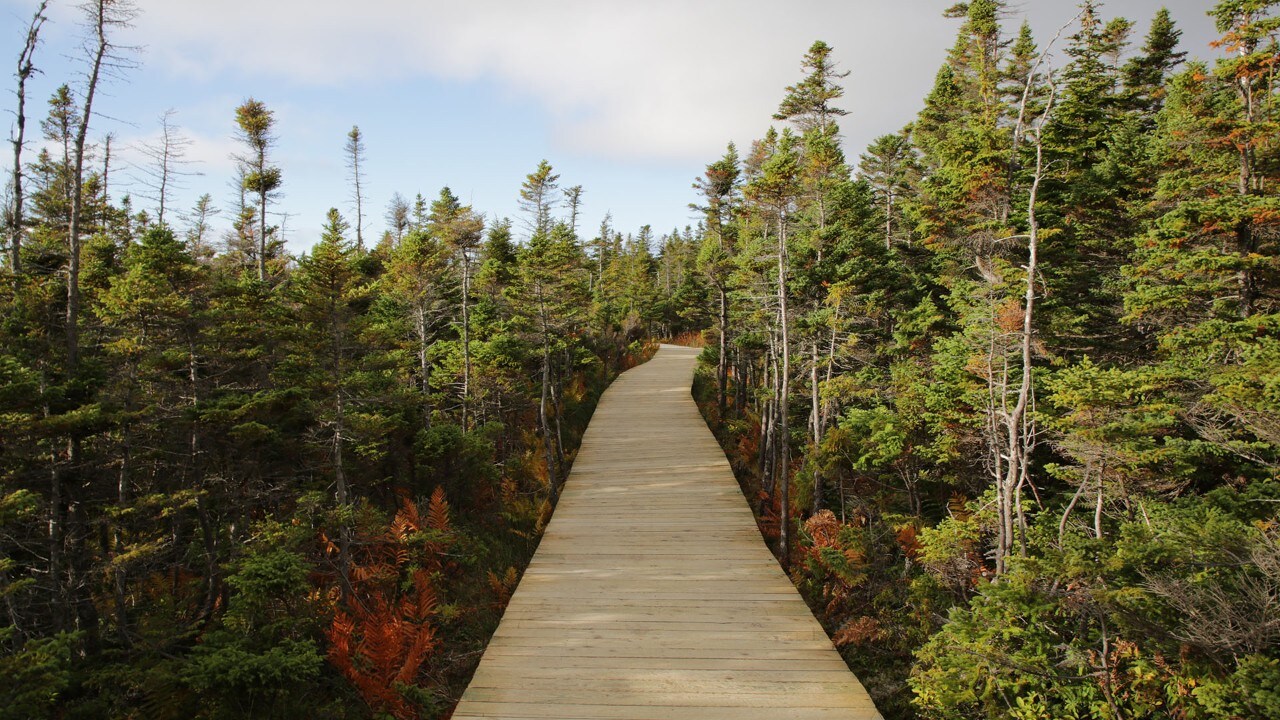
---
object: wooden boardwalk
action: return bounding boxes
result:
[452,345,882,720]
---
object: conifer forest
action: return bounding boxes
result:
[3,1,1280,718]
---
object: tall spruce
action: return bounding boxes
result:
[233,98,281,281]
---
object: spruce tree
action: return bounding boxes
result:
[234,98,281,281]
[290,208,361,595]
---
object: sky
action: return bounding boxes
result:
[1,0,1221,254]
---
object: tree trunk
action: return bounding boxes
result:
[809,341,823,515]
[884,193,893,250]
[809,341,820,445]
[114,431,131,645]
[996,91,1051,575]
[101,134,112,226]
[257,180,268,281]
[416,305,432,428]
[1094,467,1106,540]
[717,285,728,419]
[541,340,557,500]
[67,484,100,653]
[821,320,838,430]
[8,4,45,279]
[49,445,65,629]
[335,394,351,598]
[186,341,220,629]
[759,343,776,498]
[776,211,792,564]
[461,254,472,430]
[552,365,566,471]
[194,493,219,627]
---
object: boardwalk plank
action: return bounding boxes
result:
[451,345,883,720]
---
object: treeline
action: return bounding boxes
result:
[0,2,707,717]
[691,1,1279,718]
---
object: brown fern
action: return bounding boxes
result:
[426,487,450,533]
[486,566,519,608]
[327,496,446,719]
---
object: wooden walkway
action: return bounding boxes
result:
[452,345,882,720]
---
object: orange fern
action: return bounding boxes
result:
[326,576,438,719]
[327,496,448,719]
[426,487,450,533]
[486,566,518,608]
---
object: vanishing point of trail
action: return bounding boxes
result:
[452,345,883,719]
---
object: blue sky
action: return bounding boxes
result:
[1,0,1218,254]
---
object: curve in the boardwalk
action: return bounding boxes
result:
[452,344,884,720]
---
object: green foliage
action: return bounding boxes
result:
[1,87,664,719]
[912,483,1280,720]
[689,5,1280,720]
[0,631,78,720]
[184,548,325,717]
[9,3,1280,720]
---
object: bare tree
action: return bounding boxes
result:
[384,191,409,246]
[345,124,365,251]
[183,192,217,260]
[7,0,48,278]
[1144,531,1280,657]
[67,0,139,369]
[132,109,198,226]
[563,184,583,236]
[983,13,1077,573]
[100,132,112,224]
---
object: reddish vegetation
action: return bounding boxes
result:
[327,489,453,719]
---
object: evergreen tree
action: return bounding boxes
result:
[858,130,915,249]
[428,186,484,428]
[6,1,48,278]
[1122,7,1185,115]
[289,208,362,594]
[773,40,850,134]
[513,223,588,495]
[518,159,559,237]
[694,143,741,417]
[233,98,281,281]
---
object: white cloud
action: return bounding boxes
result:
[3,0,1226,170]
[122,0,955,163]
[2,0,1221,254]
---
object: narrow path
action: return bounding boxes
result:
[452,344,882,719]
